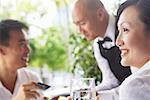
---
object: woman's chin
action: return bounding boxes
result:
[121,59,129,67]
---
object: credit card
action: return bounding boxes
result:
[37,82,51,90]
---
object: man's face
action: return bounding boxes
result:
[3,29,30,70]
[73,5,102,41]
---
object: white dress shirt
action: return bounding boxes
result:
[98,61,150,100]
[93,14,120,91]
[119,60,150,100]
[0,68,42,100]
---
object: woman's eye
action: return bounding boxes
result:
[123,28,129,32]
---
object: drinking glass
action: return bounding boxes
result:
[70,78,96,100]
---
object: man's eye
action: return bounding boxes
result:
[19,43,24,48]
[80,22,85,25]
[19,41,29,47]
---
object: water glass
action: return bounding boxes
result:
[70,78,96,100]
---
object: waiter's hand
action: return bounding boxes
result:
[12,81,43,100]
[96,95,100,100]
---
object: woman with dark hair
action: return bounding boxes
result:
[116,0,150,99]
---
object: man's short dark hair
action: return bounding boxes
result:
[0,19,28,46]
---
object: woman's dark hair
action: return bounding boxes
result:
[116,0,150,33]
[135,0,150,32]
[0,19,28,46]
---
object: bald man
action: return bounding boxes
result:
[72,0,131,99]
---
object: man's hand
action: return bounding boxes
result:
[66,96,72,100]
[12,81,43,100]
[66,96,100,100]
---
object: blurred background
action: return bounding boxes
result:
[0,0,126,88]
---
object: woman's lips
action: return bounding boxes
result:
[120,49,129,57]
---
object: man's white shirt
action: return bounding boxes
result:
[0,68,42,100]
[93,14,120,92]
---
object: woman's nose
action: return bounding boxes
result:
[116,33,124,47]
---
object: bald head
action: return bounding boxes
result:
[74,0,104,12]
[72,0,109,40]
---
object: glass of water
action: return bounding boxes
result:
[70,78,96,100]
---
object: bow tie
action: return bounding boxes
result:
[97,37,112,49]
[97,36,112,44]
[97,36,116,55]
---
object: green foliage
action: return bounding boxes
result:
[69,31,102,84]
[29,27,68,71]
[55,0,72,8]
[0,0,38,20]
[0,0,70,71]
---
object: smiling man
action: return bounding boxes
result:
[0,19,43,100]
